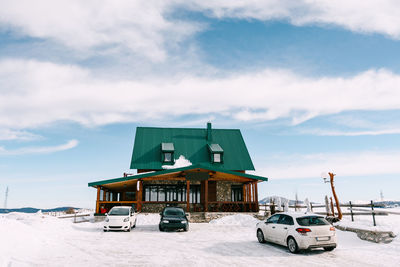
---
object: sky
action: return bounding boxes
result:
[1,0,400,209]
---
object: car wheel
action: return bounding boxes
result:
[257,229,266,243]
[287,237,299,254]
[184,225,189,232]
[159,225,164,232]
[132,219,137,228]
[103,229,107,232]
[324,246,335,251]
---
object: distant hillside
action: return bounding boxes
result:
[0,207,77,214]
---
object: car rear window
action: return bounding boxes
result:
[163,208,185,216]
[109,208,129,216]
[296,216,329,226]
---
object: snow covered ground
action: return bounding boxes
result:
[1,212,399,267]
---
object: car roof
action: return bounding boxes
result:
[110,206,132,209]
[272,212,323,218]
[163,206,184,210]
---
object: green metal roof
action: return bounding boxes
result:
[208,143,224,153]
[130,126,255,171]
[88,164,268,187]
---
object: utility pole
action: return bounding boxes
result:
[4,186,8,209]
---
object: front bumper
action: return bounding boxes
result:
[160,221,188,230]
[104,221,130,231]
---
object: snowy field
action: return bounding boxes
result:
[1,212,399,267]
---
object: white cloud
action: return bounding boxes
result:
[0,0,199,62]
[0,129,41,141]
[255,150,400,179]
[187,0,400,39]
[0,139,78,156]
[1,0,400,63]
[301,128,400,136]
[1,59,400,130]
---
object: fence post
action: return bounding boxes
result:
[371,200,376,226]
[349,201,354,222]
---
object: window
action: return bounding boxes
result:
[231,185,243,201]
[144,184,186,202]
[266,214,280,224]
[296,216,329,226]
[161,142,174,163]
[164,152,172,162]
[208,143,223,163]
[278,215,294,225]
[190,185,201,203]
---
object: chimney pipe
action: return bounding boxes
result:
[207,122,212,141]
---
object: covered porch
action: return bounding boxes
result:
[88,164,268,214]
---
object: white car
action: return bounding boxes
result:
[103,206,137,232]
[256,212,337,253]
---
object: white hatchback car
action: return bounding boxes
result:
[256,212,337,253]
[103,206,137,232]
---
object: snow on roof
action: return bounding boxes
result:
[162,155,192,169]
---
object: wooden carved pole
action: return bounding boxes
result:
[329,172,343,220]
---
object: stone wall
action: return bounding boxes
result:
[216,181,243,201]
[141,203,187,213]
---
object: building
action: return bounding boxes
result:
[88,123,268,213]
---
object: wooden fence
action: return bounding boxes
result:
[259,200,395,226]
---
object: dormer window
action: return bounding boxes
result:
[213,153,221,163]
[208,143,223,163]
[161,142,174,163]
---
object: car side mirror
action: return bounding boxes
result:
[159,212,162,216]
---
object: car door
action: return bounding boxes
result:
[274,215,294,245]
[262,214,281,243]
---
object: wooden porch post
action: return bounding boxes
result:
[204,180,208,212]
[255,182,259,211]
[186,180,190,212]
[252,182,255,202]
[242,184,246,212]
[96,186,100,214]
[103,189,107,202]
[137,180,143,212]
[252,182,256,211]
[247,184,251,202]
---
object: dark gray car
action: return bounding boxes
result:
[159,206,189,232]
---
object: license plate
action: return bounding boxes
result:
[316,237,330,241]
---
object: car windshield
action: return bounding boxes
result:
[296,216,329,226]
[109,208,129,216]
[163,208,184,216]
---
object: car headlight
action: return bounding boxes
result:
[105,217,109,222]
[123,217,129,222]
[162,220,169,223]
[181,220,187,224]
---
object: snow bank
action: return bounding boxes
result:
[335,211,400,237]
[162,155,192,169]
[209,214,259,227]
[136,213,160,225]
